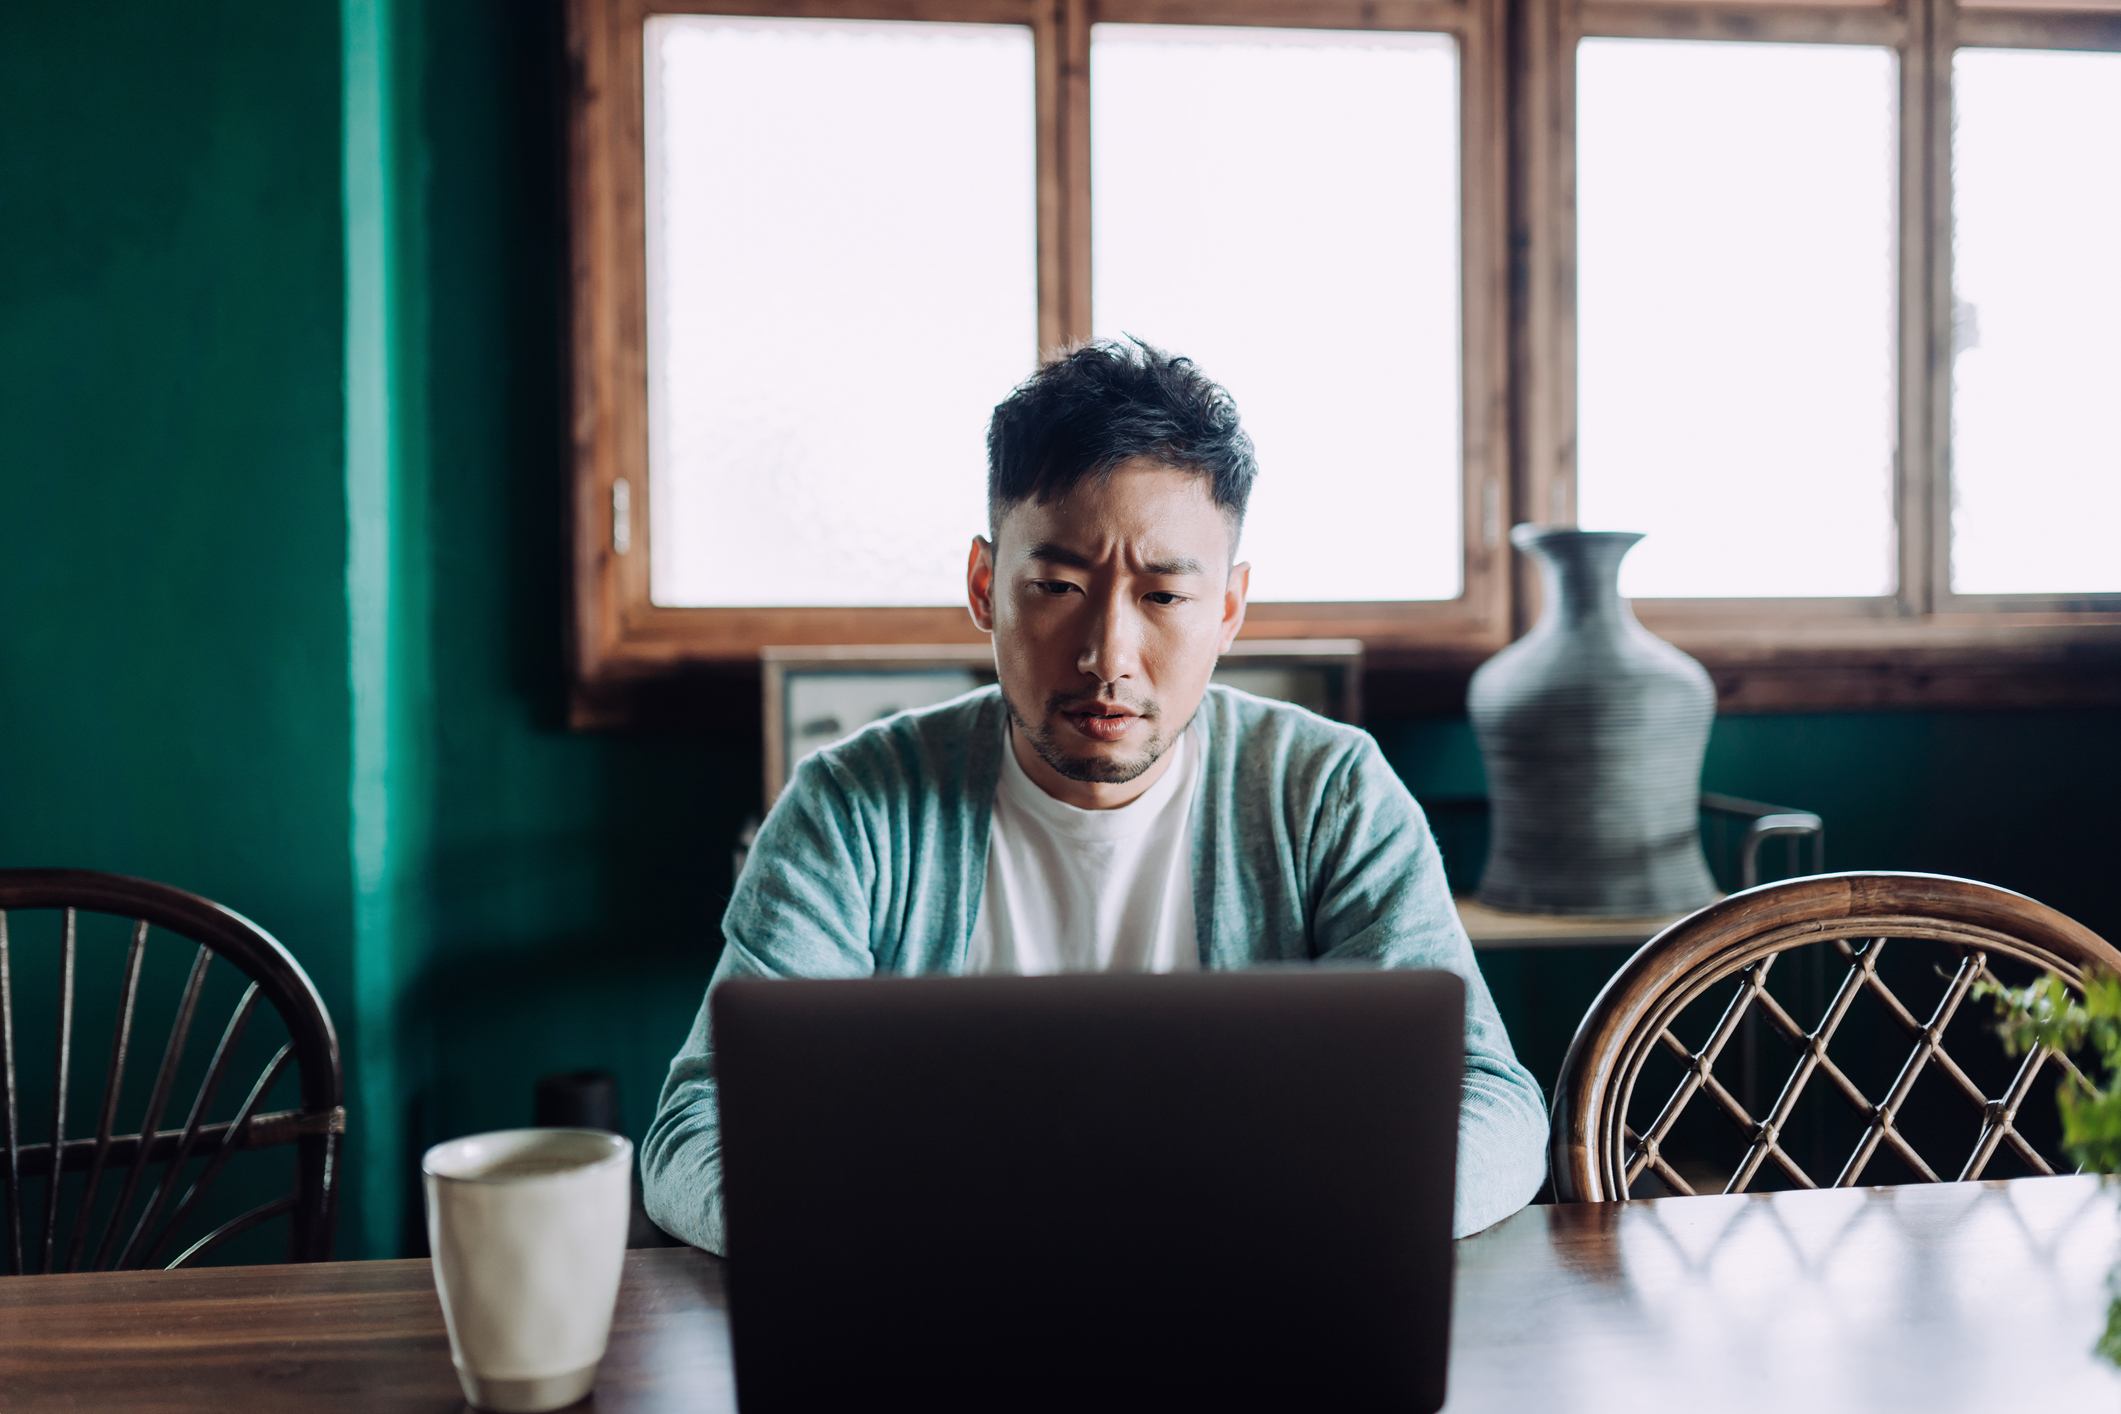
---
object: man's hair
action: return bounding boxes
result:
[985,336,1257,543]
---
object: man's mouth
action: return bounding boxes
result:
[1060,704,1143,742]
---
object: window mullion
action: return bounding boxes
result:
[1900,0,1944,619]
[1058,0,1093,345]
[1509,0,1575,636]
[1464,0,1513,637]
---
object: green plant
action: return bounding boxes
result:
[1977,967,2121,1365]
[1978,969,2121,1172]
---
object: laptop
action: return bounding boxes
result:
[713,968,1465,1413]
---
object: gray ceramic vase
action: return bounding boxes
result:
[1469,526,1719,917]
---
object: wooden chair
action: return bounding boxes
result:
[0,869,344,1272]
[1551,872,2121,1202]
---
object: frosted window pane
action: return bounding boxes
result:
[1576,40,1898,599]
[1091,26,1462,604]
[645,17,1037,607]
[1949,49,2121,596]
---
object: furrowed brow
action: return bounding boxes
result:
[1023,542,1208,577]
[1024,541,1096,570]
[1143,557,1207,578]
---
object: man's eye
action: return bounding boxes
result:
[1032,580,1079,597]
[1145,592,1188,606]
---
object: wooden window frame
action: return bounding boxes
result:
[569,0,2121,726]
[1513,0,2121,709]
[567,0,1515,717]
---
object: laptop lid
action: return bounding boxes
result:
[714,967,1464,1413]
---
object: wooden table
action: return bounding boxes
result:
[5,1176,2117,1410]
[1449,1173,2121,1411]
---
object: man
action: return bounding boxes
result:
[643,338,1548,1252]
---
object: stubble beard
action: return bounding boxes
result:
[1002,687,1170,785]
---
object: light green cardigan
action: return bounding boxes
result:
[643,685,1548,1252]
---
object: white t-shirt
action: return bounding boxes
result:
[965,724,1201,975]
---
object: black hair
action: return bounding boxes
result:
[985,336,1257,542]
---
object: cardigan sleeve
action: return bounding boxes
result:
[640,752,878,1255]
[1306,734,1550,1237]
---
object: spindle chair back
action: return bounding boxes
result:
[0,870,342,1273]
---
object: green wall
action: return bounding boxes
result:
[0,2,366,1255]
[0,2,351,942]
[4,0,2115,1260]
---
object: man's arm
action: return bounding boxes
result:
[641,753,877,1254]
[1307,734,1549,1237]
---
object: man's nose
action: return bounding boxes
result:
[1077,596,1142,685]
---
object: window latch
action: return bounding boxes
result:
[612,478,633,556]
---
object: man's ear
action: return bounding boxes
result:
[1218,560,1251,653]
[967,535,998,633]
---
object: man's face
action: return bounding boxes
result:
[967,458,1250,809]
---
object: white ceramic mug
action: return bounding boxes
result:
[422,1128,634,1413]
